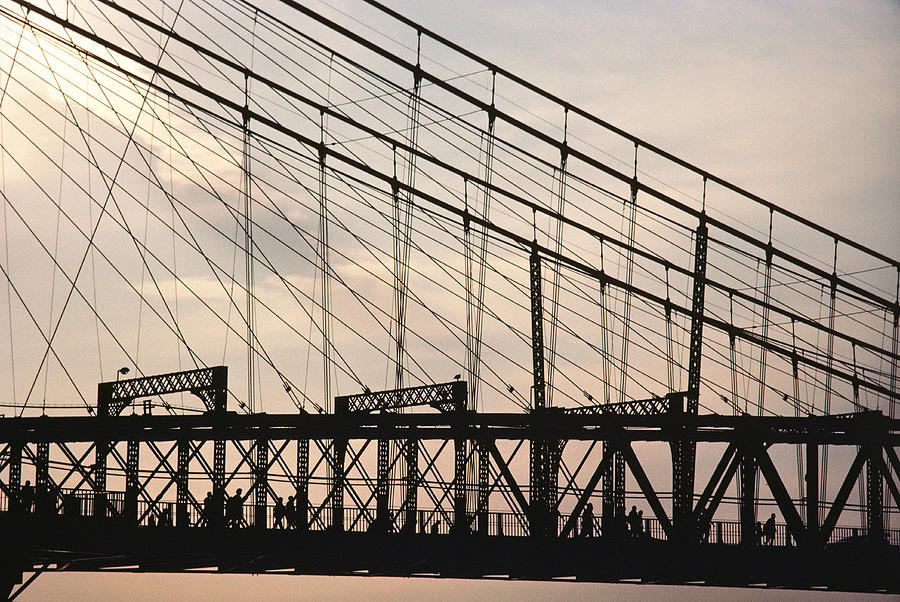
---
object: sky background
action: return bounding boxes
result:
[13,0,899,599]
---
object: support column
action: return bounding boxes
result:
[125,440,139,523]
[332,398,348,532]
[297,438,309,531]
[672,213,708,541]
[454,430,467,534]
[477,440,490,535]
[806,440,819,547]
[176,439,189,527]
[94,440,107,518]
[376,435,390,532]
[8,441,21,513]
[403,438,418,534]
[332,438,346,531]
[740,448,757,546]
[602,441,618,537]
[255,438,268,529]
[36,442,50,515]
[866,446,884,544]
[529,243,555,537]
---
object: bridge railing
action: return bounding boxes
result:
[2,488,898,546]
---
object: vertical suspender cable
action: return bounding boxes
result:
[754,210,773,514]
[466,70,495,413]
[791,319,804,521]
[617,143,638,403]
[598,242,611,404]
[393,30,422,393]
[887,270,899,530]
[665,267,675,393]
[820,239,838,524]
[242,72,255,414]
[546,108,567,407]
[318,112,333,413]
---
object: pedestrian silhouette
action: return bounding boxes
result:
[286,495,297,529]
[202,491,214,527]
[431,519,440,535]
[628,505,640,538]
[226,488,244,527]
[637,510,644,539]
[274,496,285,529]
[581,503,594,538]
[764,513,776,545]
[20,480,34,513]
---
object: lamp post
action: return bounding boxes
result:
[116,367,130,381]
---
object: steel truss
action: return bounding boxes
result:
[1,404,899,591]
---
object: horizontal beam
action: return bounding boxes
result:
[1,411,896,446]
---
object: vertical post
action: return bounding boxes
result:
[333,438,346,531]
[529,242,553,537]
[602,440,615,537]
[8,442,21,513]
[177,439,189,527]
[454,436,467,533]
[806,440,819,546]
[403,438,418,533]
[36,442,49,513]
[866,445,884,544]
[453,397,467,534]
[477,440,490,535]
[740,448,757,546]
[297,438,309,531]
[332,397,348,531]
[125,439,139,523]
[673,213,708,540]
[94,440,107,518]
[212,367,227,525]
[376,436,390,532]
[614,452,625,523]
[255,438,268,529]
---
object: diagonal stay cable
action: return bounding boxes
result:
[16,1,185,415]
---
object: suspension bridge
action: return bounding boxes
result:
[0,0,897,597]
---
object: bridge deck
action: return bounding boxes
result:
[2,513,898,594]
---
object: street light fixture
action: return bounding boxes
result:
[116,366,130,381]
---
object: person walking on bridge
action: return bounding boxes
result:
[764,513,776,545]
[581,503,594,538]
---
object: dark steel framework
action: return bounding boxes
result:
[1,404,899,595]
